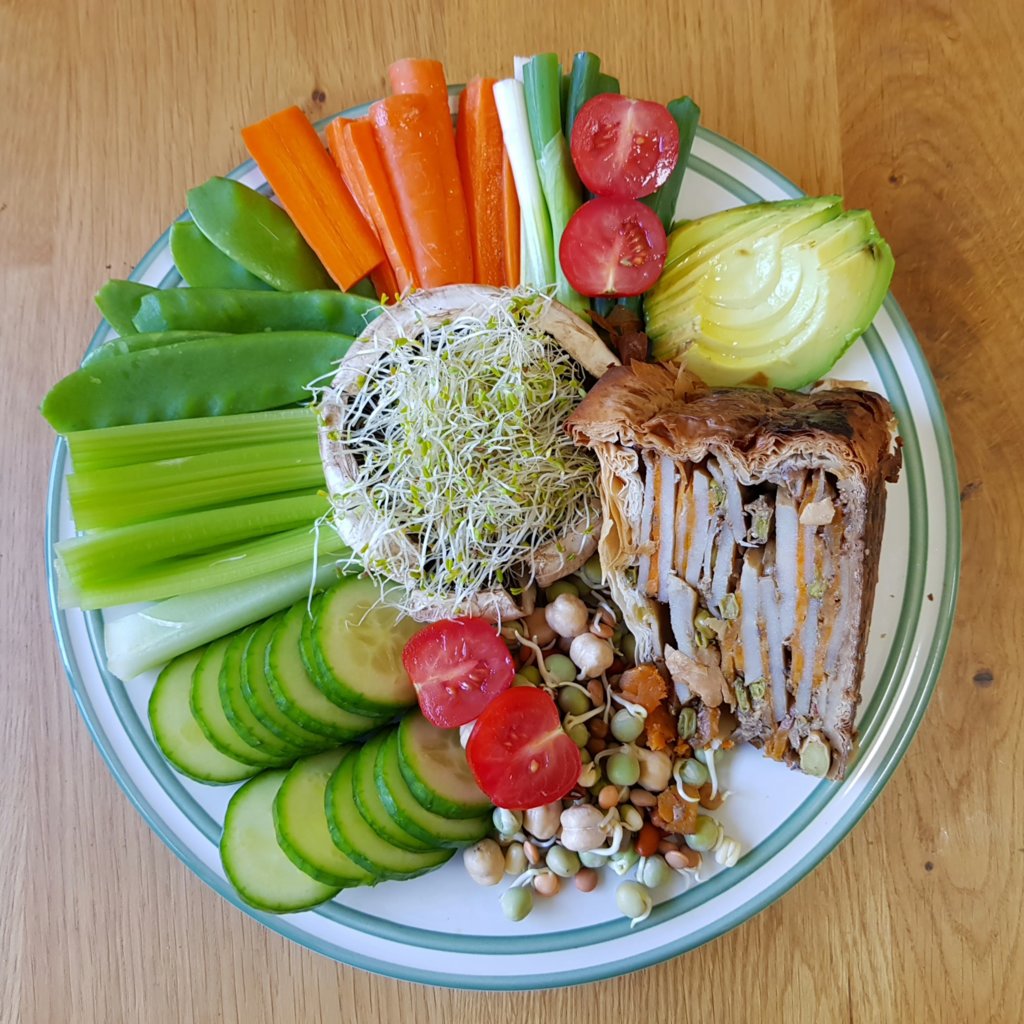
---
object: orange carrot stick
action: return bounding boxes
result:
[455,78,508,286]
[369,260,399,300]
[242,106,383,291]
[502,148,521,286]
[370,94,473,288]
[327,118,419,296]
[388,58,451,119]
[387,59,473,283]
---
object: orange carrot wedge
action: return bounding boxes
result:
[369,258,400,300]
[370,94,473,288]
[502,149,521,286]
[327,118,419,296]
[388,58,451,119]
[455,78,508,286]
[241,106,383,291]
[387,59,473,283]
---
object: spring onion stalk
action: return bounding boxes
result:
[59,524,348,609]
[596,72,620,94]
[565,51,603,141]
[68,438,323,530]
[522,54,587,314]
[66,407,317,473]
[643,96,701,232]
[493,79,556,290]
[56,492,329,581]
[104,556,349,681]
[560,70,571,129]
[513,55,529,82]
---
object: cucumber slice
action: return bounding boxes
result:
[241,613,333,750]
[273,749,378,888]
[267,599,385,740]
[219,625,306,759]
[397,711,493,819]
[325,749,453,880]
[299,589,352,708]
[190,635,284,767]
[375,731,491,848]
[149,649,259,784]
[350,732,436,853]
[312,577,421,716]
[221,769,340,912]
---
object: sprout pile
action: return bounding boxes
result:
[321,293,600,614]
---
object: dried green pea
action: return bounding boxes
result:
[501,886,533,922]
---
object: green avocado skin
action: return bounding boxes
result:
[644,196,894,390]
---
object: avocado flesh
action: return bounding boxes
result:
[654,199,844,319]
[653,208,866,329]
[663,196,841,274]
[645,200,894,389]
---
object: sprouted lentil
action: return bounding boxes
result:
[473,567,741,925]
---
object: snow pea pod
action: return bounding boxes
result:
[169,221,272,290]
[186,177,334,291]
[41,331,353,432]
[83,330,226,366]
[94,279,158,336]
[132,287,381,337]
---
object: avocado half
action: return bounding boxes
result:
[643,196,894,389]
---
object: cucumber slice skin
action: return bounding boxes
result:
[375,731,491,848]
[149,649,259,784]
[267,600,384,741]
[300,594,395,721]
[219,625,306,759]
[273,748,378,889]
[350,733,437,853]
[325,750,453,880]
[397,712,493,819]
[241,614,333,751]
[299,593,346,705]
[221,769,340,913]
[311,577,420,717]
[190,634,284,767]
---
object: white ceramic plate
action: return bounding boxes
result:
[46,97,960,990]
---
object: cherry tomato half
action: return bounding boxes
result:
[402,617,515,729]
[570,94,680,199]
[559,197,667,297]
[466,687,582,810]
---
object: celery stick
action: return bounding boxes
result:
[523,54,587,314]
[68,438,323,530]
[642,97,701,232]
[66,408,316,473]
[493,79,555,290]
[104,557,349,681]
[56,492,328,580]
[60,525,348,610]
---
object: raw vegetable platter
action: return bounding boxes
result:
[45,70,958,989]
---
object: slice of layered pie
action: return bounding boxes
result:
[567,361,902,779]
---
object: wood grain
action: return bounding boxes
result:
[5,0,1023,1020]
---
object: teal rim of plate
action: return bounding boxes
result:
[45,105,961,989]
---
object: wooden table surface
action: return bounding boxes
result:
[4,0,1022,1020]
